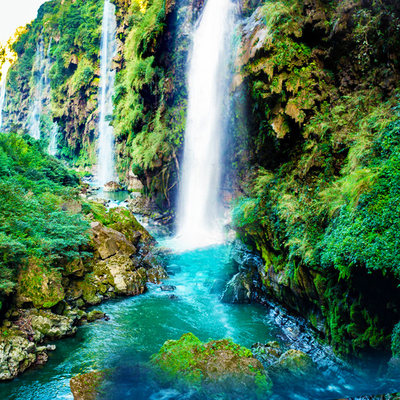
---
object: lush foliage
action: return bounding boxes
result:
[0,133,89,310]
[232,0,400,354]
[4,0,103,165]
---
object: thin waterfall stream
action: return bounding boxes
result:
[96,0,118,187]
[0,60,10,131]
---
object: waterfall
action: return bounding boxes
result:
[28,38,47,139]
[175,0,235,249]
[48,122,59,156]
[96,0,118,187]
[0,61,10,131]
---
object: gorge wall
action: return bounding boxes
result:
[2,0,400,358]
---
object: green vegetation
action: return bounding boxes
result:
[0,133,89,311]
[232,0,400,355]
[4,0,103,166]
[151,332,272,396]
[112,0,186,205]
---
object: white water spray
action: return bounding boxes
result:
[175,0,235,249]
[0,61,10,131]
[97,0,118,187]
[48,122,59,156]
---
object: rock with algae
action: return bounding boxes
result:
[70,370,106,400]
[151,333,272,397]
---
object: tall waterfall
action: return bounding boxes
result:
[0,61,10,131]
[28,40,47,139]
[97,0,118,187]
[176,0,235,249]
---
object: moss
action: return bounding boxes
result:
[70,370,106,400]
[151,333,272,396]
[17,259,64,309]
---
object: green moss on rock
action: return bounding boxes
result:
[151,333,272,396]
[17,259,64,309]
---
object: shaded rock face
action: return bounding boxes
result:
[16,260,65,309]
[151,333,272,397]
[220,272,254,303]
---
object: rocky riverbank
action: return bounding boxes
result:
[0,204,168,381]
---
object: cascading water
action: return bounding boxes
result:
[96,0,118,187]
[28,39,47,139]
[175,0,235,249]
[0,60,10,131]
[48,122,59,156]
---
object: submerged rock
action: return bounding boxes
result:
[160,285,176,291]
[70,370,105,400]
[220,272,254,303]
[151,333,272,397]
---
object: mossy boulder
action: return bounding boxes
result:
[90,222,136,260]
[70,370,105,400]
[151,333,272,396]
[16,259,64,309]
[29,310,76,342]
[107,207,153,245]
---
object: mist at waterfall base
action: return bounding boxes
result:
[173,0,235,251]
[96,0,117,187]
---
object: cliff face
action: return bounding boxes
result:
[230,0,400,355]
[3,0,103,165]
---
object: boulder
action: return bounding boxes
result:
[0,329,56,381]
[103,181,123,192]
[151,333,272,396]
[90,222,136,259]
[270,349,315,379]
[220,272,254,303]
[126,171,144,191]
[29,310,76,341]
[70,370,105,400]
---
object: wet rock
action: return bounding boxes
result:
[146,265,169,284]
[103,181,123,192]
[161,285,176,291]
[86,310,106,323]
[252,341,283,367]
[270,349,315,379]
[220,272,254,303]
[70,370,105,400]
